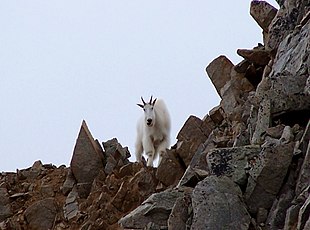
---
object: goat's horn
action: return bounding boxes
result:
[141,97,146,105]
[149,95,153,104]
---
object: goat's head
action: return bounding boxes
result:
[137,96,157,127]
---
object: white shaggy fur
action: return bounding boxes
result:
[135,97,171,167]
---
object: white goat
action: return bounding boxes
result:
[135,96,171,167]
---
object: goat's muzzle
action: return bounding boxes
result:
[147,119,153,126]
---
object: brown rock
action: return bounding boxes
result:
[234,60,251,73]
[206,55,233,98]
[156,149,185,187]
[24,198,57,230]
[176,115,212,167]
[103,138,130,175]
[209,105,224,124]
[250,1,277,32]
[70,120,104,197]
[237,48,270,66]
[0,187,12,221]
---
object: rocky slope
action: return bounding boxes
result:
[1,0,310,229]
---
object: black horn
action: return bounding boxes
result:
[149,95,153,104]
[141,97,146,105]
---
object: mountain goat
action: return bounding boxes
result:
[135,96,171,167]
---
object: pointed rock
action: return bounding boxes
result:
[70,120,104,198]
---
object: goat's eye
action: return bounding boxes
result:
[143,108,145,111]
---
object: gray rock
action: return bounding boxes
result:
[266,0,305,50]
[266,167,296,229]
[63,187,79,220]
[206,146,261,187]
[62,169,76,195]
[284,203,303,230]
[264,19,310,116]
[245,142,295,214]
[167,190,192,230]
[251,98,271,145]
[24,198,57,230]
[191,176,251,230]
[297,188,310,230]
[118,189,183,229]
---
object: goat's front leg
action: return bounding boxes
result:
[144,138,155,167]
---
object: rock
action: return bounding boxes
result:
[265,124,286,139]
[205,55,233,98]
[63,187,79,220]
[250,0,277,32]
[234,60,251,74]
[167,189,192,230]
[113,167,157,213]
[40,184,55,197]
[297,190,310,230]
[118,189,183,229]
[209,105,224,125]
[62,169,76,195]
[103,138,130,175]
[296,140,310,198]
[266,167,296,229]
[245,142,295,214]
[70,120,104,198]
[206,146,261,187]
[156,149,185,187]
[24,198,57,230]
[251,98,271,145]
[191,176,251,230]
[266,0,306,50]
[176,115,212,167]
[177,166,208,188]
[0,187,12,222]
[237,48,271,66]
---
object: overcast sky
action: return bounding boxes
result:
[0,1,278,172]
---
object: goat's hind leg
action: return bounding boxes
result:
[157,140,169,166]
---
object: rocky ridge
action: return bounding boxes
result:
[1,0,310,229]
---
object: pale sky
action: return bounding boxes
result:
[0,1,278,172]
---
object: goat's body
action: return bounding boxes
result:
[135,99,171,167]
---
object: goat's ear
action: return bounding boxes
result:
[137,103,144,108]
[152,98,157,106]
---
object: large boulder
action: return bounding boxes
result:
[24,198,57,230]
[191,176,251,230]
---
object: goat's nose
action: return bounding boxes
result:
[147,119,152,124]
